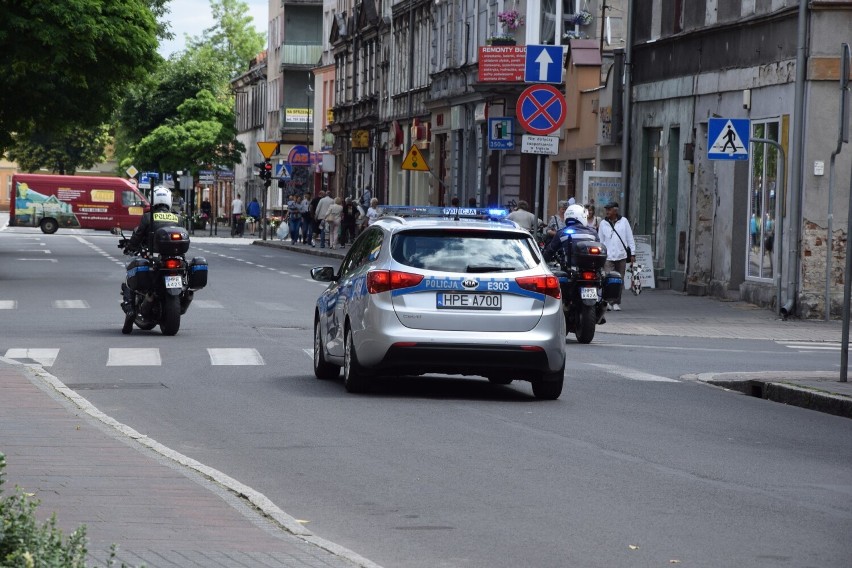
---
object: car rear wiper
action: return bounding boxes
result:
[466,265,517,273]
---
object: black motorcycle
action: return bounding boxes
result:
[549,236,622,344]
[115,227,208,335]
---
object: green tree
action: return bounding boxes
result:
[7,125,111,175]
[0,0,163,155]
[134,89,245,179]
[186,0,266,78]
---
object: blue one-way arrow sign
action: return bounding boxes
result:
[525,45,564,84]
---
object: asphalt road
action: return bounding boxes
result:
[2,227,851,568]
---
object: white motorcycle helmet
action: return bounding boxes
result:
[152,186,172,209]
[564,203,586,224]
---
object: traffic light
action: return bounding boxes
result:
[254,161,273,184]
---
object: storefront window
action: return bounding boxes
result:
[746,119,780,281]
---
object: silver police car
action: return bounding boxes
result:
[310,207,566,399]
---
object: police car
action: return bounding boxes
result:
[310,206,567,399]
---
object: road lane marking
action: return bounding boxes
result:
[54,300,89,308]
[0,301,16,309]
[589,363,679,382]
[4,348,59,366]
[207,348,264,365]
[107,348,162,366]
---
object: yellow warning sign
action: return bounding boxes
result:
[401,145,430,171]
[257,141,279,159]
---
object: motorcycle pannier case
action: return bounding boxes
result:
[602,271,623,303]
[188,257,208,290]
[126,258,153,291]
[154,227,190,255]
[572,240,607,270]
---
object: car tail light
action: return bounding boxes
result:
[580,270,598,281]
[515,275,561,299]
[164,258,182,270]
[367,270,424,294]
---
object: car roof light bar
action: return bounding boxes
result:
[378,206,510,221]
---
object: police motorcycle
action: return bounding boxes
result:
[114,190,208,336]
[545,205,622,344]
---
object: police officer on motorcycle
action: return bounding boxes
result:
[121,186,182,315]
[543,203,599,264]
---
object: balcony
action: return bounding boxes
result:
[279,42,323,68]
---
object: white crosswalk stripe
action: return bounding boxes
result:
[0,301,17,309]
[207,348,264,365]
[4,348,60,366]
[54,300,89,309]
[777,341,846,352]
[589,363,679,382]
[107,348,161,366]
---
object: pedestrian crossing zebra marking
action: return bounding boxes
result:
[192,300,224,308]
[207,348,264,365]
[0,301,16,309]
[4,348,59,366]
[589,363,679,383]
[54,300,89,309]
[107,348,162,366]
[777,341,846,352]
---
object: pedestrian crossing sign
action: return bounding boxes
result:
[708,118,750,160]
[401,145,430,172]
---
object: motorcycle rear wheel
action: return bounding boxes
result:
[160,295,181,336]
[574,304,596,344]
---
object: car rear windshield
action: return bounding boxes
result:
[391,229,540,273]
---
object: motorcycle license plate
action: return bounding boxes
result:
[580,287,598,300]
[164,275,182,289]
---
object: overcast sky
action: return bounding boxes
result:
[158,0,268,58]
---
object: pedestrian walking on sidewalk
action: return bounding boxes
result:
[314,191,335,248]
[324,197,343,249]
[598,202,635,311]
[300,191,314,245]
[231,193,244,237]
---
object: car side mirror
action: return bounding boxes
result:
[111,227,122,235]
[310,266,337,282]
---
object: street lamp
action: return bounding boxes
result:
[306,80,314,195]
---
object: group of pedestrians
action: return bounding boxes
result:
[274,189,378,249]
[539,198,636,312]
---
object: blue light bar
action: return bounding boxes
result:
[378,206,509,221]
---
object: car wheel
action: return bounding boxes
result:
[314,317,340,380]
[40,218,58,234]
[532,366,564,400]
[343,325,369,393]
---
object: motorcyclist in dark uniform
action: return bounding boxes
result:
[121,186,182,315]
[543,203,600,264]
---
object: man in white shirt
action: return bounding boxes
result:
[597,202,636,311]
[314,191,335,248]
[231,193,244,237]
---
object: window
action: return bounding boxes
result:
[391,230,539,273]
[746,119,780,281]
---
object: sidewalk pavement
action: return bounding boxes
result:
[2,225,850,567]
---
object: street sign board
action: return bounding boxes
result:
[488,117,514,150]
[708,118,750,160]
[521,135,559,155]
[525,45,564,84]
[125,165,138,178]
[257,141,278,159]
[401,145,430,171]
[517,84,567,136]
[477,46,526,82]
[288,145,310,166]
[275,163,291,180]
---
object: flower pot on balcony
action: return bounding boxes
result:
[487,37,516,46]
